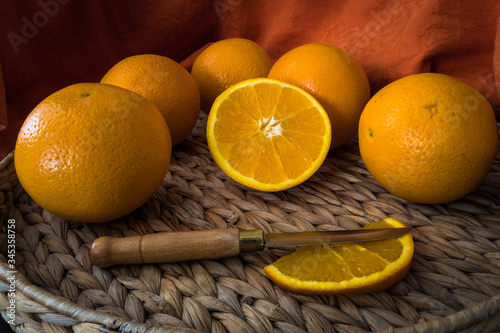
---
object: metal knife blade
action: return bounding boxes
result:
[263,228,411,248]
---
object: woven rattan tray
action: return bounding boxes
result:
[0,114,499,333]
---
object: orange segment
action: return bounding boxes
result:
[206,78,331,192]
[264,217,414,295]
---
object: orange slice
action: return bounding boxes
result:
[206,78,331,192]
[264,217,414,295]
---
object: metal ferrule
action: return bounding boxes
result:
[239,230,265,252]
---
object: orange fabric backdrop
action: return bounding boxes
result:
[1,0,499,159]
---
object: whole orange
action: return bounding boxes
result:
[358,73,499,204]
[268,43,370,148]
[191,38,272,112]
[101,54,200,146]
[15,83,172,223]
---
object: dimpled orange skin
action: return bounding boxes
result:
[14,83,172,223]
[101,54,200,146]
[359,73,499,204]
[268,43,370,148]
[191,38,272,112]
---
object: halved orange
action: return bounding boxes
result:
[206,78,331,192]
[264,217,414,295]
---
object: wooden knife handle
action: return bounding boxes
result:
[90,229,242,268]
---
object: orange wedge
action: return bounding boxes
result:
[264,217,414,295]
[206,78,331,192]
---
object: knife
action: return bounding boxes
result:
[90,227,410,268]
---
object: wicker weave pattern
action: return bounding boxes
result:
[0,114,499,332]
